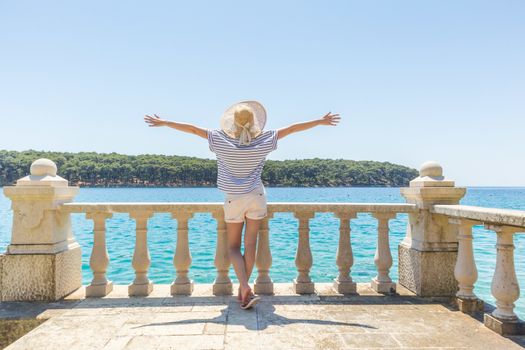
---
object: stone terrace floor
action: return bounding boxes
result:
[2,283,525,350]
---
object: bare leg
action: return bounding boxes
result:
[244,218,261,282]
[226,222,251,304]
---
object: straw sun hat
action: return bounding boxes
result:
[220,101,267,145]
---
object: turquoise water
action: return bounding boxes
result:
[1,187,525,317]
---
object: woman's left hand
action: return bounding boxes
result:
[144,114,167,127]
[319,112,341,126]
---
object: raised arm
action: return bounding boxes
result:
[277,112,340,140]
[144,114,207,139]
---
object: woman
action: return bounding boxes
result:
[144,101,340,309]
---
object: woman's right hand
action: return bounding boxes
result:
[144,114,167,127]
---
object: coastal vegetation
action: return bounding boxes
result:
[0,150,418,187]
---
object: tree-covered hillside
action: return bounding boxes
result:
[0,150,418,187]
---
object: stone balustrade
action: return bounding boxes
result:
[60,202,416,297]
[432,204,525,334]
[2,158,525,336]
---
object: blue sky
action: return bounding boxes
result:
[1,1,524,186]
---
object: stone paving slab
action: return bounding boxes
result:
[2,283,525,349]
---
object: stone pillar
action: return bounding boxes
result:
[171,211,194,296]
[371,213,396,294]
[483,225,524,335]
[254,214,274,295]
[398,161,466,297]
[1,159,81,301]
[333,212,356,294]
[450,218,484,313]
[85,211,113,297]
[212,211,233,296]
[128,211,154,296]
[293,211,315,294]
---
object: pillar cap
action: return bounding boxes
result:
[419,161,443,178]
[409,161,454,187]
[30,158,57,176]
[16,158,68,187]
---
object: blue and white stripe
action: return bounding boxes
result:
[207,129,278,194]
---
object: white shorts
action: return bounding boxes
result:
[223,186,267,223]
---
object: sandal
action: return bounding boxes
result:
[240,295,260,310]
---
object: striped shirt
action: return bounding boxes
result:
[207,129,278,194]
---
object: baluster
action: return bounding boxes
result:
[85,211,113,297]
[255,213,274,294]
[128,211,154,296]
[485,225,521,325]
[371,213,396,293]
[171,211,194,295]
[333,212,357,294]
[293,211,315,294]
[212,211,233,295]
[449,218,483,313]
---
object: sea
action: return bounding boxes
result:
[1,187,524,317]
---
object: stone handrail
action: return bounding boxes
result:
[431,204,525,332]
[61,202,416,214]
[432,204,525,228]
[60,202,416,297]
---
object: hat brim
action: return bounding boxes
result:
[220,101,267,139]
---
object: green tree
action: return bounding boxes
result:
[0,150,418,187]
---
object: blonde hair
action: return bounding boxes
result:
[233,108,256,139]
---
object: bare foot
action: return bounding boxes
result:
[238,287,255,302]
[240,286,253,307]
